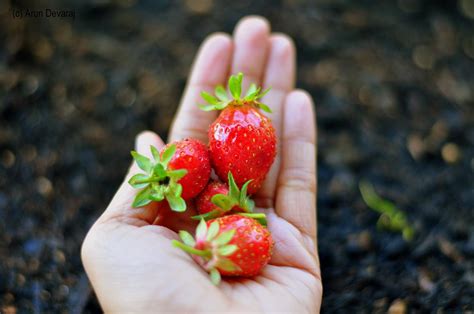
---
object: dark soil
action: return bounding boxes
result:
[1,0,473,313]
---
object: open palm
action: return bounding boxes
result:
[82,16,321,313]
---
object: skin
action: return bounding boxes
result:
[81,16,322,313]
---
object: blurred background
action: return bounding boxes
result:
[0,0,473,312]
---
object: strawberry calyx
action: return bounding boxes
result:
[198,72,272,113]
[192,172,255,220]
[172,219,241,285]
[128,144,188,212]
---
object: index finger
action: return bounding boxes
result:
[169,34,232,143]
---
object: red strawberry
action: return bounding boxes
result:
[195,181,229,217]
[194,172,255,220]
[200,73,276,194]
[172,214,273,284]
[163,139,211,200]
[128,138,210,212]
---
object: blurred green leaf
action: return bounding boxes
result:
[215,85,229,101]
[150,145,161,162]
[132,186,153,208]
[166,193,186,212]
[131,151,152,173]
[160,144,176,168]
[229,73,242,99]
[179,230,196,246]
[201,91,220,105]
[128,173,150,188]
[359,180,414,241]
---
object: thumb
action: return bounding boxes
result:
[99,131,165,225]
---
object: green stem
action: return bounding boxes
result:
[239,213,267,226]
[172,240,212,258]
[239,213,266,219]
[191,209,224,221]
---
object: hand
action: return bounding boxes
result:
[81,16,322,313]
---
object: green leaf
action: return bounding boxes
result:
[214,229,235,246]
[218,244,238,256]
[131,151,152,173]
[128,173,150,189]
[150,145,161,162]
[206,221,220,241]
[227,172,240,200]
[241,198,255,213]
[166,194,186,212]
[359,180,414,242]
[160,144,176,168]
[179,231,196,246]
[191,209,223,221]
[149,193,164,202]
[359,181,396,215]
[240,180,250,198]
[216,257,240,272]
[149,185,165,201]
[391,212,405,230]
[245,83,257,98]
[257,102,272,113]
[211,194,236,211]
[153,163,167,179]
[246,92,259,100]
[196,219,208,241]
[215,85,228,101]
[229,73,242,99]
[402,227,415,241]
[198,104,217,111]
[132,186,153,208]
[377,214,391,230]
[167,180,182,197]
[168,169,188,180]
[215,101,229,110]
[174,183,183,197]
[201,91,220,105]
[239,180,254,212]
[209,268,221,285]
[257,87,271,99]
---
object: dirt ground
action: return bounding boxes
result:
[0,0,473,312]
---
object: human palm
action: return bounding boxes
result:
[82,16,322,313]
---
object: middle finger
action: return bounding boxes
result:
[231,16,271,91]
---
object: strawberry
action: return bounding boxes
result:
[128,138,210,212]
[194,172,255,220]
[200,73,276,194]
[195,180,229,217]
[163,139,211,200]
[172,214,273,284]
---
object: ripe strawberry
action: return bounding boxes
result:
[128,138,210,212]
[194,172,255,220]
[195,181,229,217]
[200,73,276,194]
[172,214,273,284]
[163,139,211,200]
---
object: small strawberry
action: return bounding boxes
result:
[200,73,276,194]
[128,138,210,212]
[195,181,229,217]
[162,139,211,200]
[194,172,255,220]
[172,214,273,284]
